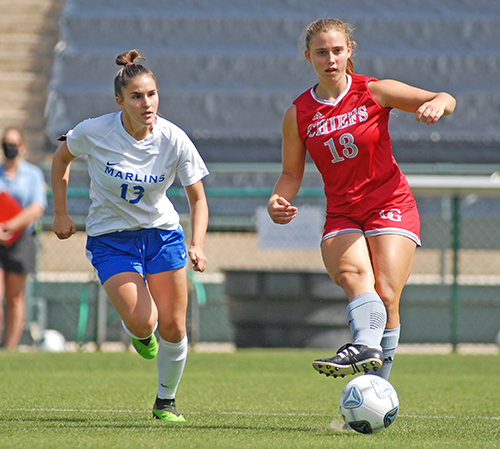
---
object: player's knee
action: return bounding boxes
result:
[335,268,373,293]
[160,329,186,343]
[158,320,186,343]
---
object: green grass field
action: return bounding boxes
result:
[0,348,499,448]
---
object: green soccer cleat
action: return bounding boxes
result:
[130,334,158,359]
[152,397,186,422]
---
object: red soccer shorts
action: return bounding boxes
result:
[322,201,421,246]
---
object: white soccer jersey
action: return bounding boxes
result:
[66,112,209,236]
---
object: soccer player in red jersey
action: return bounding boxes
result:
[267,18,456,379]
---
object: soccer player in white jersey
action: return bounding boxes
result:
[51,49,209,422]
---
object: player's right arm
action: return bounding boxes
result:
[51,142,77,239]
[267,104,306,225]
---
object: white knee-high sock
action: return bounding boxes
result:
[157,335,188,400]
[121,320,158,340]
[376,326,400,380]
[347,292,387,348]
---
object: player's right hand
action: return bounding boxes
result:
[52,214,76,240]
[267,196,298,225]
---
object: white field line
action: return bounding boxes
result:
[2,408,500,421]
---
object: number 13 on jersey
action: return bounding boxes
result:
[324,133,359,164]
[120,183,145,204]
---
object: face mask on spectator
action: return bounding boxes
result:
[2,142,19,160]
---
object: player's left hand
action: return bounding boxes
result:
[188,245,207,272]
[415,99,446,125]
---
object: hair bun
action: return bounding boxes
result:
[115,49,144,67]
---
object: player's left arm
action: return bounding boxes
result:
[368,79,456,125]
[184,179,208,272]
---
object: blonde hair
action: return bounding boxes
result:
[303,18,357,74]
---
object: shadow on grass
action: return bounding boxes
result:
[2,413,354,436]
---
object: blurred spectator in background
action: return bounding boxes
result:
[0,127,47,351]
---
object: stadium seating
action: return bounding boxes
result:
[45,0,500,163]
[0,0,63,160]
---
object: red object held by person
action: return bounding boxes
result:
[0,191,24,246]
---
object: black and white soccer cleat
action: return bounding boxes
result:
[312,343,383,378]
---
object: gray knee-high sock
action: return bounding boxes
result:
[376,326,400,380]
[157,335,188,400]
[347,292,387,348]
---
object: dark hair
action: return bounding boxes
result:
[114,49,156,97]
[303,18,357,74]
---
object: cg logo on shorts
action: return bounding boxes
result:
[379,209,402,222]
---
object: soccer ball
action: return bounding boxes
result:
[39,329,66,352]
[339,374,399,434]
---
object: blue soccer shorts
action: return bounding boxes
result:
[86,227,187,284]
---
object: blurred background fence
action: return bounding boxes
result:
[22,162,500,349]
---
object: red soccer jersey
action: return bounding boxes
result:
[293,73,414,218]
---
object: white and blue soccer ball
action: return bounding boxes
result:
[339,374,399,434]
